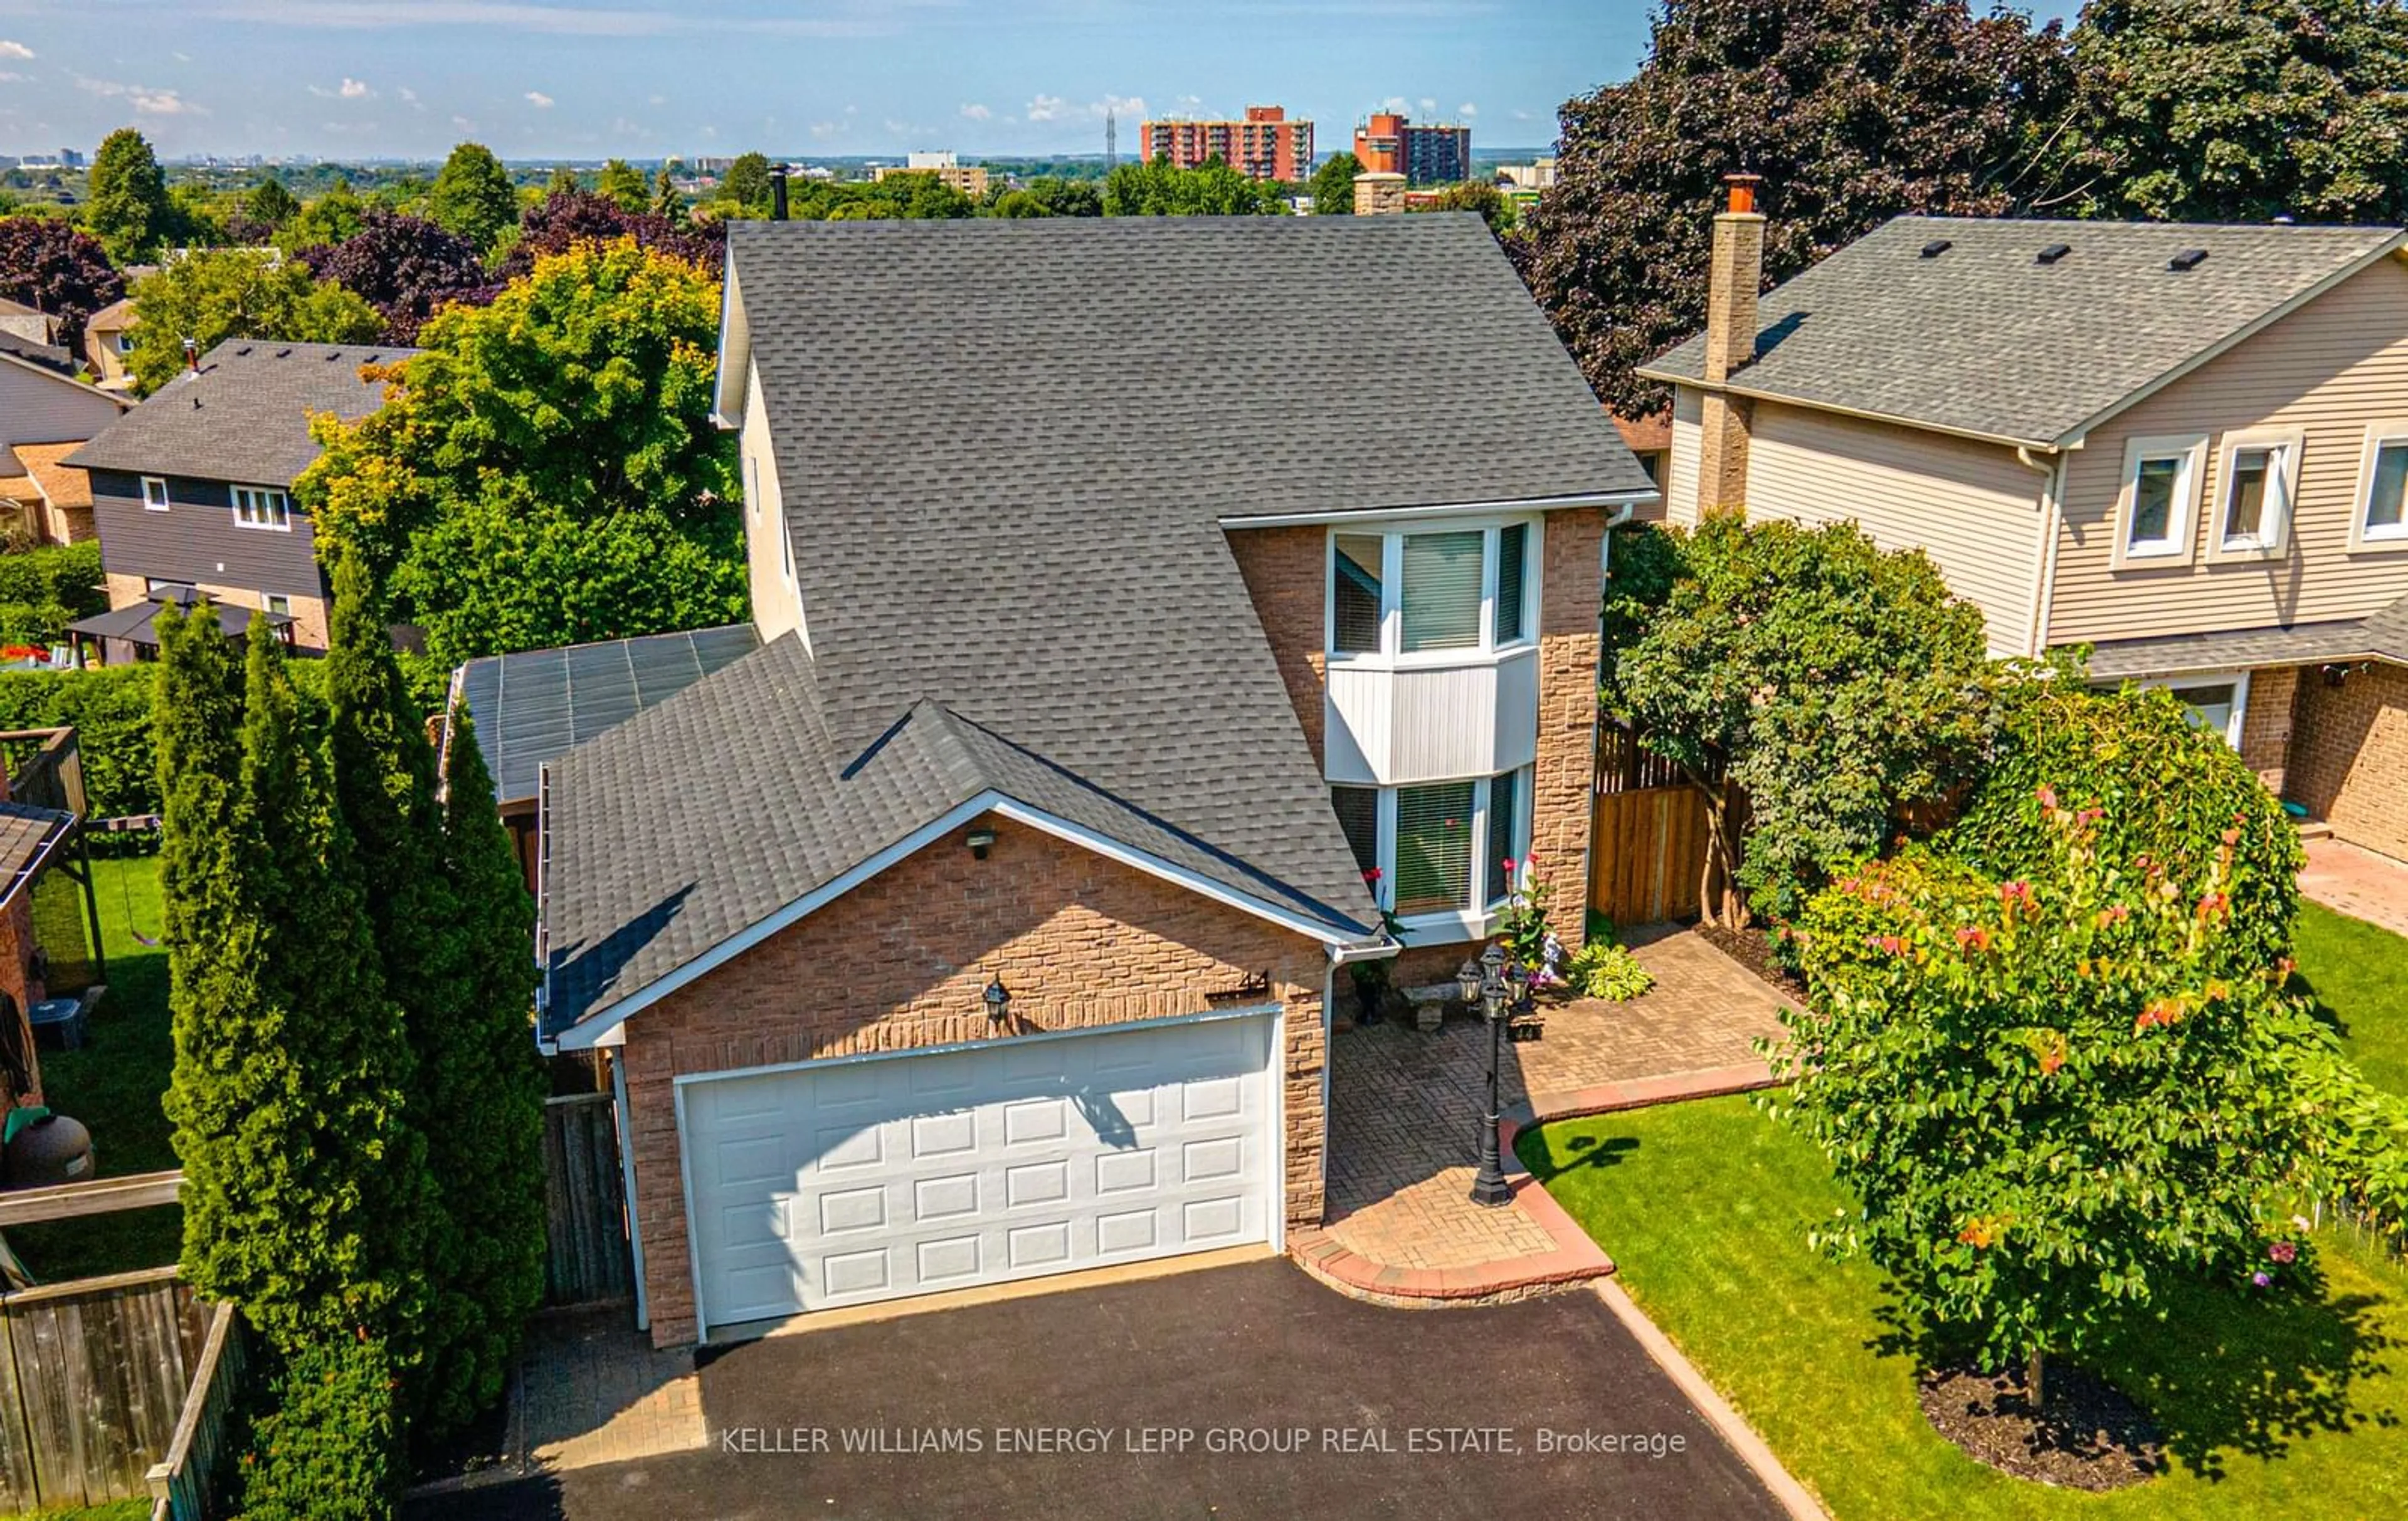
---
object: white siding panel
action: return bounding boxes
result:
[1326,652,1537,786]
[1488,649,1540,775]
[1667,387,1704,528]
[739,361,805,646]
[2049,256,2408,645]
[1388,661,1500,782]
[1745,401,2044,656]
[1323,665,1386,783]
[0,366,124,451]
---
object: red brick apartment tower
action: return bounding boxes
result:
[1139,106,1313,180]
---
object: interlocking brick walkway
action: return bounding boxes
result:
[517,1305,707,1472]
[1312,925,1793,1290]
[2300,837,2408,937]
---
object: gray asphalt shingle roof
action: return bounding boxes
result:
[456,624,761,806]
[1640,216,2406,448]
[2084,593,2408,680]
[66,338,413,484]
[541,215,1645,1034]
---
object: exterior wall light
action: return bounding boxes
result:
[983,977,1010,1024]
[966,826,998,860]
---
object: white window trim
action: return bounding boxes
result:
[139,476,169,512]
[1346,766,1532,945]
[2111,433,2207,569]
[2136,670,2251,752]
[2207,429,2303,562]
[1323,514,1543,671]
[230,485,292,533]
[262,592,293,616]
[2347,420,2408,553]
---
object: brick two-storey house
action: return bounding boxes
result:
[518,216,1653,1345]
[1644,188,2408,860]
[66,339,411,656]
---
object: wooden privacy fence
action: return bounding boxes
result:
[544,1091,634,1305]
[0,1266,209,1513]
[1588,722,1723,928]
[145,1301,247,1521]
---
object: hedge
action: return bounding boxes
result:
[1941,678,2302,975]
[0,543,104,646]
[0,664,161,820]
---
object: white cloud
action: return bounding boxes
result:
[0,73,27,84]
[959,102,991,121]
[398,85,418,102]
[647,93,666,106]
[808,120,844,139]
[0,41,32,61]
[524,90,553,107]
[1025,92,1065,122]
[1418,97,1437,114]
[341,76,371,98]
[1457,102,1477,118]
[1380,95,1409,115]
[77,75,206,115]
[452,113,476,130]
[1095,93,1145,121]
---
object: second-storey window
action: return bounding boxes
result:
[232,486,291,532]
[140,476,169,511]
[1327,519,1538,660]
[2125,453,2188,556]
[2220,444,2286,551]
[2364,436,2408,544]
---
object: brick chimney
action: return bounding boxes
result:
[1696,172,1763,517]
[1352,171,1406,216]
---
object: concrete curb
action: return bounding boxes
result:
[1590,1277,1829,1521]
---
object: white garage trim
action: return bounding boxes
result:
[674,1004,1289,1342]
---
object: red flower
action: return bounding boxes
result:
[1362,867,1382,883]
[1954,925,1992,952]
[2034,784,2058,810]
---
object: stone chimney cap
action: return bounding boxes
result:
[1723,172,1763,216]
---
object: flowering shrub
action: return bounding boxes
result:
[1943,678,2302,976]
[1492,858,1565,990]
[1768,797,2351,1389]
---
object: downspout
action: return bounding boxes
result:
[1578,500,1642,944]
[611,1053,650,1331]
[2014,443,2071,660]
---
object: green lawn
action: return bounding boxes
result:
[9,854,180,1282]
[1,1501,152,1521]
[2295,900,2408,1098]
[1521,1096,2407,1518]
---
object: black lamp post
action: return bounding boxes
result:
[1469,942,1514,1207]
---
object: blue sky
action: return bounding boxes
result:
[0,0,1661,162]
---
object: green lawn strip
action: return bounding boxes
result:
[1519,1096,2408,1521]
[2294,900,2408,1098]
[9,854,179,1281]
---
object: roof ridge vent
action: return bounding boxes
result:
[1920,238,1953,259]
[2169,248,2210,272]
[2036,242,2071,265]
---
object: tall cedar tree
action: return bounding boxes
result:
[428,142,519,253]
[438,700,549,1417]
[324,555,542,1434]
[1516,0,2078,417]
[159,608,432,1349]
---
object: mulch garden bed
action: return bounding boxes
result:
[1918,1360,2165,1490]
[1693,920,1809,1003]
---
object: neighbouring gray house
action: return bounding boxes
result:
[0,350,129,548]
[65,339,413,659]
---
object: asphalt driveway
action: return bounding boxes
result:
[411,1258,1787,1520]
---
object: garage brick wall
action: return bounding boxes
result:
[1224,508,1607,952]
[2289,660,2408,861]
[620,811,1330,1346]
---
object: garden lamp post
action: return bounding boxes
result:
[1469,942,1513,1207]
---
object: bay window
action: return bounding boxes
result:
[1326,518,1537,660]
[1333,765,1533,927]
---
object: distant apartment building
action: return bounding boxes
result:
[872,150,990,199]
[1353,113,1472,187]
[57,149,83,169]
[1138,107,1312,181]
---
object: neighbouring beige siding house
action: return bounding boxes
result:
[1642,192,2408,861]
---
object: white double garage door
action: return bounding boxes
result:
[680,1011,1281,1334]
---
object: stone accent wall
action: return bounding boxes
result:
[618,811,1329,1347]
[1225,525,1326,768]
[1531,507,1604,950]
[2239,665,2300,795]
[2289,660,2408,861]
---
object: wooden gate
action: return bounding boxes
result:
[542,1092,634,1305]
[1588,722,1721,928]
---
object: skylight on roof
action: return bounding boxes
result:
[2036,243,2071,265]
[2169,248,2210,272]
[1920,239,1953,259]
